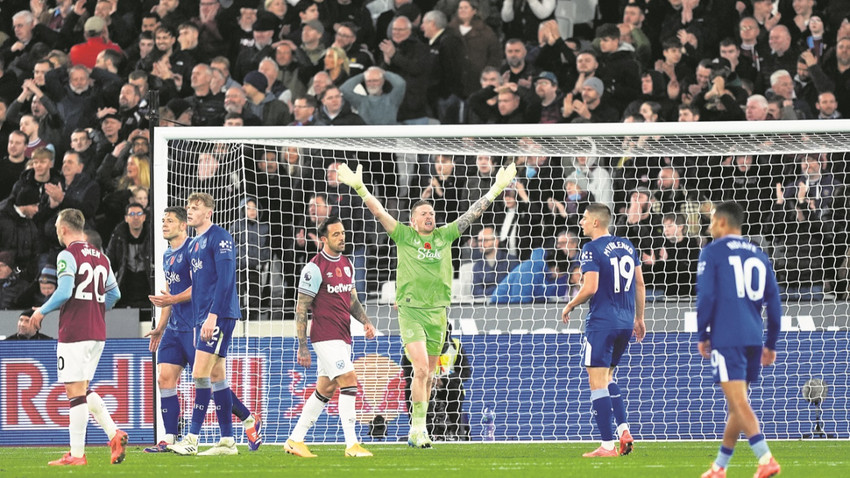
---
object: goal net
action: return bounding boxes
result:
[152,121,850,445]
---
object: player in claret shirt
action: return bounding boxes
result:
[284,216,376,458]
[337,160,516,448]
[561,203,646,458]
[697,202,782,478]
[30,208,125,466]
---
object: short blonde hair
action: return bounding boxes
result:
[187,192,215,210]
[57,208,86,232]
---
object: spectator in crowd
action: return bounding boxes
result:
[235,11,277,82]
[15,265,56,309]
[761,25,800,91]
[500,0,555,45]
[20,113,51,157]
[500,38,537,88]
[322,46,351,87]
[296,19,327,73]
[562,76,620,122]
[186,63,226,127]
[380,16,431,124]
[106,202,150,308]
[0,130,27,200]
[1,10,59,74]
[0,250,28,308]
[332,22,373,78]
[818,37,850,118]
[815,91,841,119]
[642,213,700,296]
[468,82,538,123]
[3,309,52,340]
[315,85,365,125]
[242,70,291,126]
[490,244,570,304]
[420,154,467,226]
[614,187,662,256]
[340,66,406,125]
[625,70,677,122]
[653,166,689,215]
[768,68,813,118]
[535,19,576,91]
[471,226,519,298]
[566,142,613,211]
[745,94,770,120]
[534,71,563,124]
[449,0,502,99]
[422,10,466,124]
[97,154,150,242]
[547,178,594,230]
[0,186,42,281]
[230,196,270,319]
[68,16,122,70]
[289,95,318,126]
[272,40,308,100]
[492,185,533,261]
[719,38,758,87]
[223,86,262,126]
[595,23,641,116]
[44,150,100,224]
[8,77,62,152]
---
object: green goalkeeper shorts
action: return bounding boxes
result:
[397,306,447,356]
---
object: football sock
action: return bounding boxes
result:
[714,445,734,470]
[160,388,180,437]
[190,377,211,435]
[86,390,117,440]
[339,386,358,447]
[590,388,615,442]
[290,390,330,442]
[608,381,627,428]
[69,396,88,458]
[231,391,250,421]
[411,401,428,432]
[748,433,772,464]
[212,380,234,438]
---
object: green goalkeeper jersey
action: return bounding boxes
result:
[389,222,460,308]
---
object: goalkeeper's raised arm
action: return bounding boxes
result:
[337,161,517,234]
[337,163,398,234]
[454,161,516,233]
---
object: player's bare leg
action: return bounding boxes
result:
[406,341,436,448]
[703,381,779,477]
[582,367,618,457]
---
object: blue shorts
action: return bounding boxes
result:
[195,318,236,358]
[710,346,762,383]
[158,328,195,367]
[581,328,632,368]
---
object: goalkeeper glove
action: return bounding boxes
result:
[337,163,371,199]
[487,162,518,201]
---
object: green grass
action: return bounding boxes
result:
[1,441,847,477]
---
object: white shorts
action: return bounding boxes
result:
[57,341,105,383]
[313,340,354,380]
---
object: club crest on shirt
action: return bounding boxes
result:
[414,238,421,245]
[336,360,345,370]
[343,266,351,277]
[199,237,207,249]
[176,253,183,263]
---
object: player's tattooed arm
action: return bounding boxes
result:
[456,195,494,234]
[295,292,314,350]
[349,290,369,325]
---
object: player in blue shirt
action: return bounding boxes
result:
[697,202,782,478]
[144,207,261,453]
[561,203,646,458]
[169,192,243,456]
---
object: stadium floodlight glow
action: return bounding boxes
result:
[153,121,850,444]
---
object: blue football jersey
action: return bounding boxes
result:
[188,225,241,323]
[163,237,194,331]
[580,235,640,331]
[696,235,782,349]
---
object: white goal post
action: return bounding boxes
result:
[152,120,850,445]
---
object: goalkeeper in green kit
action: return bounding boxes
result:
[338,160,516,448]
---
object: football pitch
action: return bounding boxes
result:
[1,441,847,477]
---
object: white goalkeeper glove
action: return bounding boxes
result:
[487,162,517,201]
[337,163,370,198]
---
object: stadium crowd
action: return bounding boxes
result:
[0,0,849,321]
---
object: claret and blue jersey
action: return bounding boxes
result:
[580,235,640,331]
